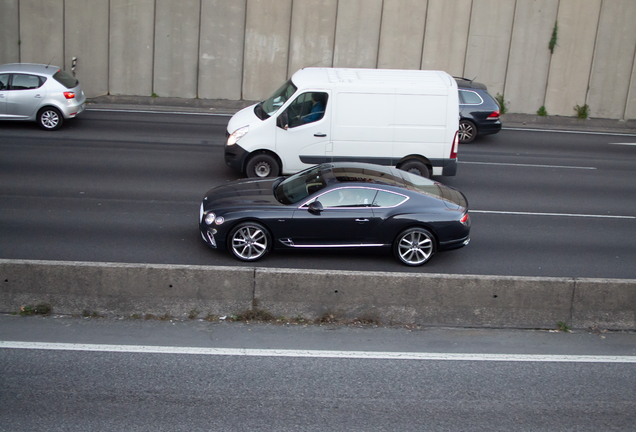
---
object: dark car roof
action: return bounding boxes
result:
[454,77,488,91]
[317,163,468,208]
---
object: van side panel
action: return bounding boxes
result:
[392,93,449,163]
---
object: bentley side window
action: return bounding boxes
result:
[316,188,377,208]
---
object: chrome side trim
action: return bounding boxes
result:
[279,242,386,248]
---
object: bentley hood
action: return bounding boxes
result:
[202,178,284,210]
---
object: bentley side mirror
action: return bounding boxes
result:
[308,200,323,214]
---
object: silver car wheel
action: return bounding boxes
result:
[458,120,476,143]
[230,223,269,261]
[395,228,435,266]
[41,110,60,128]
[39,108,62,130]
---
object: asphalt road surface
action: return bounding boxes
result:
[1,315,635,431]
[1,109,635,278]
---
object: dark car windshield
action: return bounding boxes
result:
[275,164,404,205]
[275,165,328,205]
[257,79,297,120]
[53,70,78,88]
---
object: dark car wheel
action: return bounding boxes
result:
[38,107,63,131]
[398,160,430,178]
[393,227,436,266]
[246,154,280,178]
[228,222,271,261]
[458,120,477,143]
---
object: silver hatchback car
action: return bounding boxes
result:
[0,63,86,130]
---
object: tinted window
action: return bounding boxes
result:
[0,74,9,90]
[10,74,44,90]
[282,92,328,128]
[459,89,483,105]
[53,70,78,88]
[373,190,408,207]
[331,167,401,186]
[315,187,377,208]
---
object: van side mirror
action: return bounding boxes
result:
[276,112,289,130]
[308,200,323,214]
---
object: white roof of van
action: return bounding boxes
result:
[290,67,455,89]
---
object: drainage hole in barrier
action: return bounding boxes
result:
[493,295,498,298]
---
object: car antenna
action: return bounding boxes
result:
[45,57,55,68]
[302,57,331,70]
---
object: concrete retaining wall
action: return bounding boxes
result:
[1,0,635,119]
[2,259,634,330]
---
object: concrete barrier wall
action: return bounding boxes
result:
[65,0,109,98]
[2,260,634,330]
[587,0,636,120]
[1,0,635,119]
[377,0,427,70]
[545,0,602,117]
[464,0,516,98]
[505,0,558,115]
[0,0,20,64]
[198,0,246,100]
[109,0,155,97]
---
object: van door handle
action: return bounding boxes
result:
[314,133,327,137]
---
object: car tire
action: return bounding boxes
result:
[228,222,271,262]
[399,160,430,178]
[458,119,477,143]
[246,153,280,178]
[37,107,64,131]
[393,227,436,266]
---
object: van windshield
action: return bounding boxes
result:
[258,79,297,119]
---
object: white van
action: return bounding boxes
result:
[225,68,459,178]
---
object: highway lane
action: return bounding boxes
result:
[1,110,635,278]
[1,315,635,431]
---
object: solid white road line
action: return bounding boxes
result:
[87,108,233,116]
[503,127,636,137]
[1,341,635,363]
[460,161,596,170]
[469,210,635,219]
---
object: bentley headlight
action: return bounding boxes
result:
[205,212,216,225]
[227,125,249,146]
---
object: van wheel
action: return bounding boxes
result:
[246,154,280,178]
[458,120,477,143]
[399,160,430,178]
[38,107,63,131]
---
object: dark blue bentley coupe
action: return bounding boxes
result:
[199,163,470,266]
